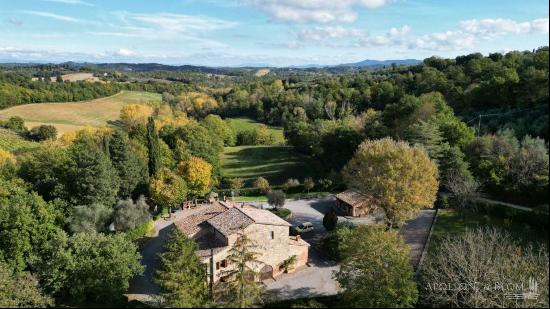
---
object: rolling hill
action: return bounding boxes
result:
[0,91,161,135]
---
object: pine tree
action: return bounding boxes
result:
[155,230,209,308]
[68,139,120,206]
[146,117,161,177]
[109,130,144,198]
[215,228,264,308]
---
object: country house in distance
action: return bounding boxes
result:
[175,201,310,282]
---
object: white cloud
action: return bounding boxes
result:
[113,48,137,57]
[119,12,237,33]
[91,11,237,44]
[292,16,547,51]
[408,31,476,50]
[408,17,549,51]
[244,0,386,23]
[531,17,549,34]
[22,10,80,22]
[460,18,531,39]
[42,0,94,6]
[297,26,364,41]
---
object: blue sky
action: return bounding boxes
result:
[0,0,548,66]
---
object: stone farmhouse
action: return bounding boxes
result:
[175,201,309,283]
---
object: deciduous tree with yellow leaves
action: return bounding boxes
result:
[176,92,219,116]
[342,138,439,227]
[120,104,154,128]
[176,156,212,198]
[150,167,187,211]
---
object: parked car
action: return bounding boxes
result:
[294,222,314,234]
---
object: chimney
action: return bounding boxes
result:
[296,235,301,241]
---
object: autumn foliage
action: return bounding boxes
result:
[176,156,212,198]
[120,104,154,128]
[343,138,439,226]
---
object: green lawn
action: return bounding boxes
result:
[234,191,333,202]
[221,145,317,186]
[0,128,40,154]
[431,209,548,249]
[227,117,285,145]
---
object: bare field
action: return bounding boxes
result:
[60,72,100,82]
[254,69,270,77]
[0,91,161,135]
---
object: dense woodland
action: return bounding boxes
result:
[0,47,548,307]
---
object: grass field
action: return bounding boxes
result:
[221,145,316,186]
[0,91,161,136]
[430,209,548,249]
[0,128,40,154]
[227,117,285,145]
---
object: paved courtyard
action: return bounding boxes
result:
[263,248,340,302]
[128,198,436,303]
[262,197,436,301]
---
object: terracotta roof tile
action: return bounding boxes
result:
[206,207,254,236]
[335,189,374,208]
[175,203,227,236]
[238,206,291,227]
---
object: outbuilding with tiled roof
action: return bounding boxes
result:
[335,189,380,217]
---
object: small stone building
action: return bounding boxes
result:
[335,189,385,218]
[175,201,309,283]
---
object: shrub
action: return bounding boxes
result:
[253,176,271,194]
[269,207,291,219]
[125,220,154,241]
[283,178,300,191]
[318,178,333,191]
[322,209,338,231]
[28,125,57,141]
[4,116,25,132]
[322,222,356,261]
[303,177,315,193]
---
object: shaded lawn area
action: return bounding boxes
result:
[431,209,548,250]
[235,192,333,202]
[221,145,318,186]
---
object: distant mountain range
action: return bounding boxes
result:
[337,59,421,68]
[0,58,422,71]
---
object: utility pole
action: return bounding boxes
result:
[209,248,214,298]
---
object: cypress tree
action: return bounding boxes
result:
[146,117,161,177]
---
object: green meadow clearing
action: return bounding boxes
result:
[221,117,316,186]
[0,91,161,135]
[221,145,317,186]
[227,117,286,145]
